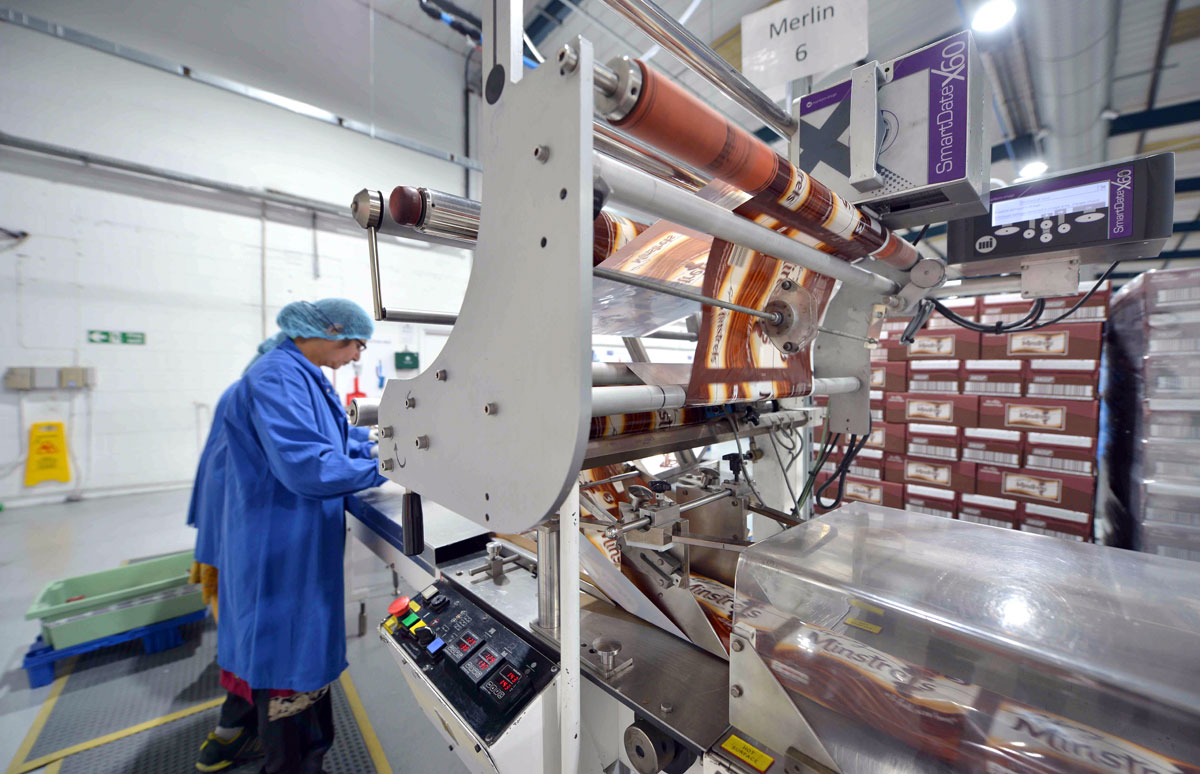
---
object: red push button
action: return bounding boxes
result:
[388,597,411,617]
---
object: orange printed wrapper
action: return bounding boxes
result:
[592,212,647,266]
[589,408,709,439]
[688,574,793,654]
[964,702,1200,774]
[769,622,980,764]
[592,221,714,337]
[686,239,836,404]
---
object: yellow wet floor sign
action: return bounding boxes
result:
[24,422,71,486]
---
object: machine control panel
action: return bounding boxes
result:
[948,153,1174,275]
[380,578,557,741]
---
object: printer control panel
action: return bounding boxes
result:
[381,579,556,743]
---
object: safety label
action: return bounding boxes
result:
[721,733,775,773]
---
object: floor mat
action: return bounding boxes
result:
[26,617,221,761]
[56,678,377,773]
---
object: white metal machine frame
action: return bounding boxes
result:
[355,0,959,769]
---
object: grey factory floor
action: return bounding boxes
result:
[0,489,470,774]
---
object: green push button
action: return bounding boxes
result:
[401,612,420,628]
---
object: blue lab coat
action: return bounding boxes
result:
[188,390,372,569]
[187,383,238,567]
[216,338,386,691]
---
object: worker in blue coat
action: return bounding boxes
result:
[215,299,386,774]
[190,375,379,771]
[189,382,266,772]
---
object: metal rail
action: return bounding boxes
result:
[590,376,859,417]
[595,267,783,324]
[594,154,901,296]
[379,307,695,342]
[594,0,799,139]
[2,131,346,217]
[580,469,642,488]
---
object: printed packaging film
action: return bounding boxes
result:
[599,58,928,405]
[733,507,1200,773]
[609,60,918,271]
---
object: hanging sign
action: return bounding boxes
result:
[395,351,420,370]
[741,0,869,90]
[24,422,72,487]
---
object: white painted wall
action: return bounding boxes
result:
[0,23,473,505]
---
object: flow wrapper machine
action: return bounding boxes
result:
[340,1,1194,772]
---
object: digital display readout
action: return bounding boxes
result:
[992,181,1109,227]
[460,644,502,683]
[473,648,498,672]
[496,666,521,693]
[481,662,524,703]
[443,630,481,665]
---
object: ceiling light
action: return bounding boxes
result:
[1017,160,1048,180]
[972,0,1016,33]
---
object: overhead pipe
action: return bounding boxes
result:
[1024,0,1119,171]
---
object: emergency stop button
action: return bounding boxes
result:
[388,597,411,617]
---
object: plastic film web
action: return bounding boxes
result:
[610,61,917,270]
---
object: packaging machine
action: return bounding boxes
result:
[342,1,1195,772]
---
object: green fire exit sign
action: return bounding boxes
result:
[88,330,146,345]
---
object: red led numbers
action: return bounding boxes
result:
[475,650,497,670]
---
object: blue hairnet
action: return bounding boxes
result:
[278,299,374,341]
[243,299,373,373]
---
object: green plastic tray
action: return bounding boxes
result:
[25,550,205,649]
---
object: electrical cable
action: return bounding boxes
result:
[764,420,802,518]
[1003,262,1121,331]
[931,296,1045,333]
[814,426,871,511]
[796,417,837,515]
[909,223,930,246]
[931,262,1120,335]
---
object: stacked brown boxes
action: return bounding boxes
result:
[815,285,1108,541]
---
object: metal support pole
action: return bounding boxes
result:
[558,484,581,774]
[622,336,651,363]
[580,469,641,488]
[594,154,901,296]
[591,363,642,386]
[367,227,384,322]
[590,376,859,417]
[677,487,734,513]
[594,0,798,139]
[536,522,560,631]
[595,267,784,323]
[377,307,696,342]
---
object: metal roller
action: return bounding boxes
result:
[348,398,379,427]
[564,50,921,272]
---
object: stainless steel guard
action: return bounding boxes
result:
[372,41,596,533]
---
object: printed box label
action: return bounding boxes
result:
[1004,404,1066,431]
[1002,472,1061,503]
[1008,330,1069,356]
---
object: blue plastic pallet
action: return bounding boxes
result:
[22,608,208,689]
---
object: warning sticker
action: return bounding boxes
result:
[721,734,775,773]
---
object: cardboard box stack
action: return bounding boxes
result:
[1100,268,1200,562]
[815,285,1109,542]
